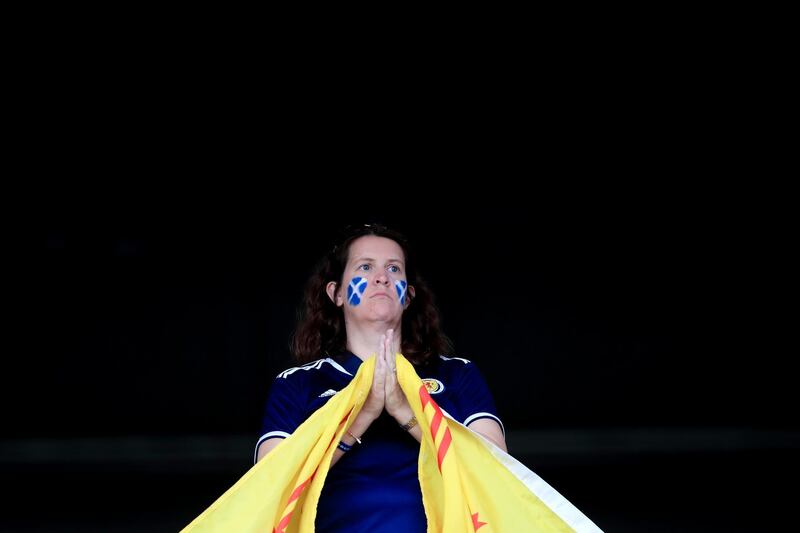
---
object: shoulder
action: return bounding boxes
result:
[432,354,481,382]
[437,354,477,375]
[274,357,353,381]
[434,354,495,389]
[437,354,473,366]
[266,357,352,404]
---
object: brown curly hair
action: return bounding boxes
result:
[290,223,452,366]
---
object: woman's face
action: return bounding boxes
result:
[333,235,410,324]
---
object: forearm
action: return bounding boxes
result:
[391,404,422,443]
[329,409,378,468]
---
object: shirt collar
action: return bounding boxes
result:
[339,350,364,375]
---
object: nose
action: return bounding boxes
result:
[373,271,390,286]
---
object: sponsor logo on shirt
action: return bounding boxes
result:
[318,389,338,398]
[422,378,445,394]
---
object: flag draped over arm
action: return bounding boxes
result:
[181,355,603,533]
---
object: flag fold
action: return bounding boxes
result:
[182,354,603,533]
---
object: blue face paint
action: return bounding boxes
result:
[347,277,368,306]
[395,279,408,305]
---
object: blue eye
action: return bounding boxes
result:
[358,264,371,271]
[388,265,400,273]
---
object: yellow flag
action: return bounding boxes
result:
[181,355,602,532]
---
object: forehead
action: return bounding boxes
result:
[347,235,405,263]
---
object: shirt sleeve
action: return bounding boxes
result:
[254,374,307,462]
[451,361,505,437]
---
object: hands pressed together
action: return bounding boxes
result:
[362,329,411,423]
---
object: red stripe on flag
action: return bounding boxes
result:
[420,385,431,408]
[274,408,354,533]
[437,427,452,471]
[471,511,487,531]
[274,511,293,533]
[275,468,319,532]
[420,385,446,441]
[430,405,443,439]
[288,473,314,504]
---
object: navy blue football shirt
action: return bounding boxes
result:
[256,352,503,532]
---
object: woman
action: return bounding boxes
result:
[255,223,506,532]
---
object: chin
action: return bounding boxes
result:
[366,304,399,322]
[369,311,396,322]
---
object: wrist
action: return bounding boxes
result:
[357,408,380,424]
[391,404,414,425]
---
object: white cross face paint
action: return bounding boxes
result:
[347,277,368,306]
[395,279,408,305]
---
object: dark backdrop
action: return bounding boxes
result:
[3,191,795,532]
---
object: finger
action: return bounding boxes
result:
[384,334,397,392]
[374,335,386,386]
[381,334,387,369]
[384,350,394,384]
[387,330,396,374]
[384,357,395,394]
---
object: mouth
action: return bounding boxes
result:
[370,293,391,299]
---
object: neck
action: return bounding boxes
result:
[345,321,402,361]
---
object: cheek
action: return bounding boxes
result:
[346,277,368,306]
[394,280,408,305]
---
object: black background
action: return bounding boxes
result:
[3,31,796,530]
[4,186,796,532]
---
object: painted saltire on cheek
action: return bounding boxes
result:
[347,277,368,306]
[395,280,408,305]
